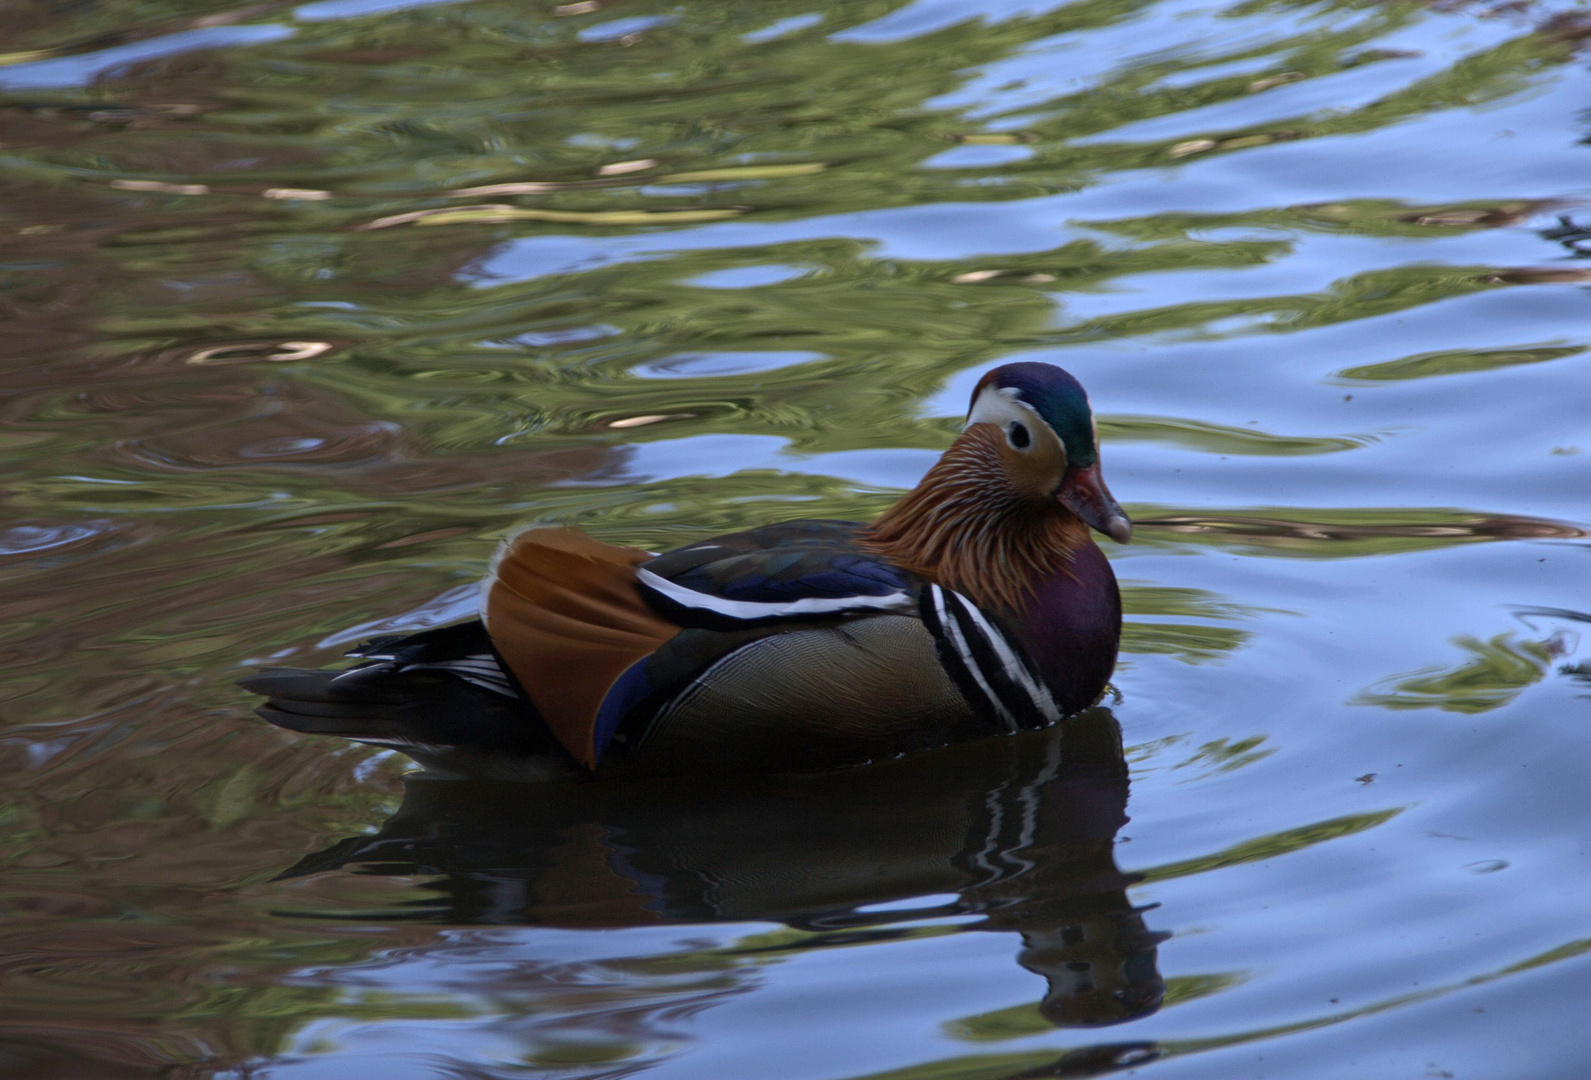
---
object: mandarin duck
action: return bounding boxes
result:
[241,361,1131,779]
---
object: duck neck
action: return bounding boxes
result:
[1016,539,1122,715]
[861,425,1091,615]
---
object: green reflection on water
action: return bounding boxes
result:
[1104,415,1370,456]
[1338,343,1587,383]
[1121,621,1252,663]
[1136,808,1403,883]
[1353,632,1562,714]
[1121,582,1258,663]
[944,969,1244,1043]
[1171,735,1275,776]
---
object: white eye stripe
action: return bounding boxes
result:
[966,385,1069,468]
[966,385,1045,432]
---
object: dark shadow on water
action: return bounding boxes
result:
[281,708,1166,1035]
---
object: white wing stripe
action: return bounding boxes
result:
[636,567,912,622]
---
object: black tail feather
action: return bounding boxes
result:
[346,619,497,664]
[239,620,566,767]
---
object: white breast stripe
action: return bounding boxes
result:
[932,586,1017,731]
[636,567,912,622]
[953,600,1063,725]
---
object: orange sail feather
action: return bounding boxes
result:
[483,528,680,767]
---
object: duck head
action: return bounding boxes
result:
[865,361,1129,612]
[964,362,1132,546]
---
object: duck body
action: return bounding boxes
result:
[242,362,1130,779]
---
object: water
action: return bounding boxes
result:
[3,0,1590,1075]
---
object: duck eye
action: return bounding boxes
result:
[1007,421,1031,450]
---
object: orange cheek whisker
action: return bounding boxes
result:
[860,425,1091,613]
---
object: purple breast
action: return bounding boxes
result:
[1014,541,1122,716]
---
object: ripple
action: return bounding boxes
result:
[0,523,102,557]
[0,520,136,569]
[184,341,335,365]
[116,420,401,472]
[687,265,810,289]
[631,350,824,379]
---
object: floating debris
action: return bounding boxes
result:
[360,205,742,229]
[438,162,820,199]
[263,188,333,201]
[597,159,658,176]
[187,341,334,365]
[1485,267,1591,285]
[1247,72,1303,92]
[1400,200,1550,227]
[111,179,209,195]
[952,269,1056,284]
[665,162,826,182]
[607,413,692,429]
[947,132,1032,144]
[447,182,563,197]
[1346,48,1422,63]
[1169,131,1298,158]
[1217,131,1297,150]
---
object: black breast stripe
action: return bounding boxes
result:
[920,586,1013,731]
[944,589,1026,732]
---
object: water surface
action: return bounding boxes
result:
[3,0,1591,1076]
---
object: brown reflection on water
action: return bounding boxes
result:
[281,709,1165,1032]
[0,1030,215,1080]
[54,370,625,491]
[0,705,1165,1073]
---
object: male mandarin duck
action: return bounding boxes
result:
[241,361,1131,779]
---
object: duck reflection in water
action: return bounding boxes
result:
[283,707,1166,1034]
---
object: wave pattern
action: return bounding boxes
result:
[3,0,1591,1076]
